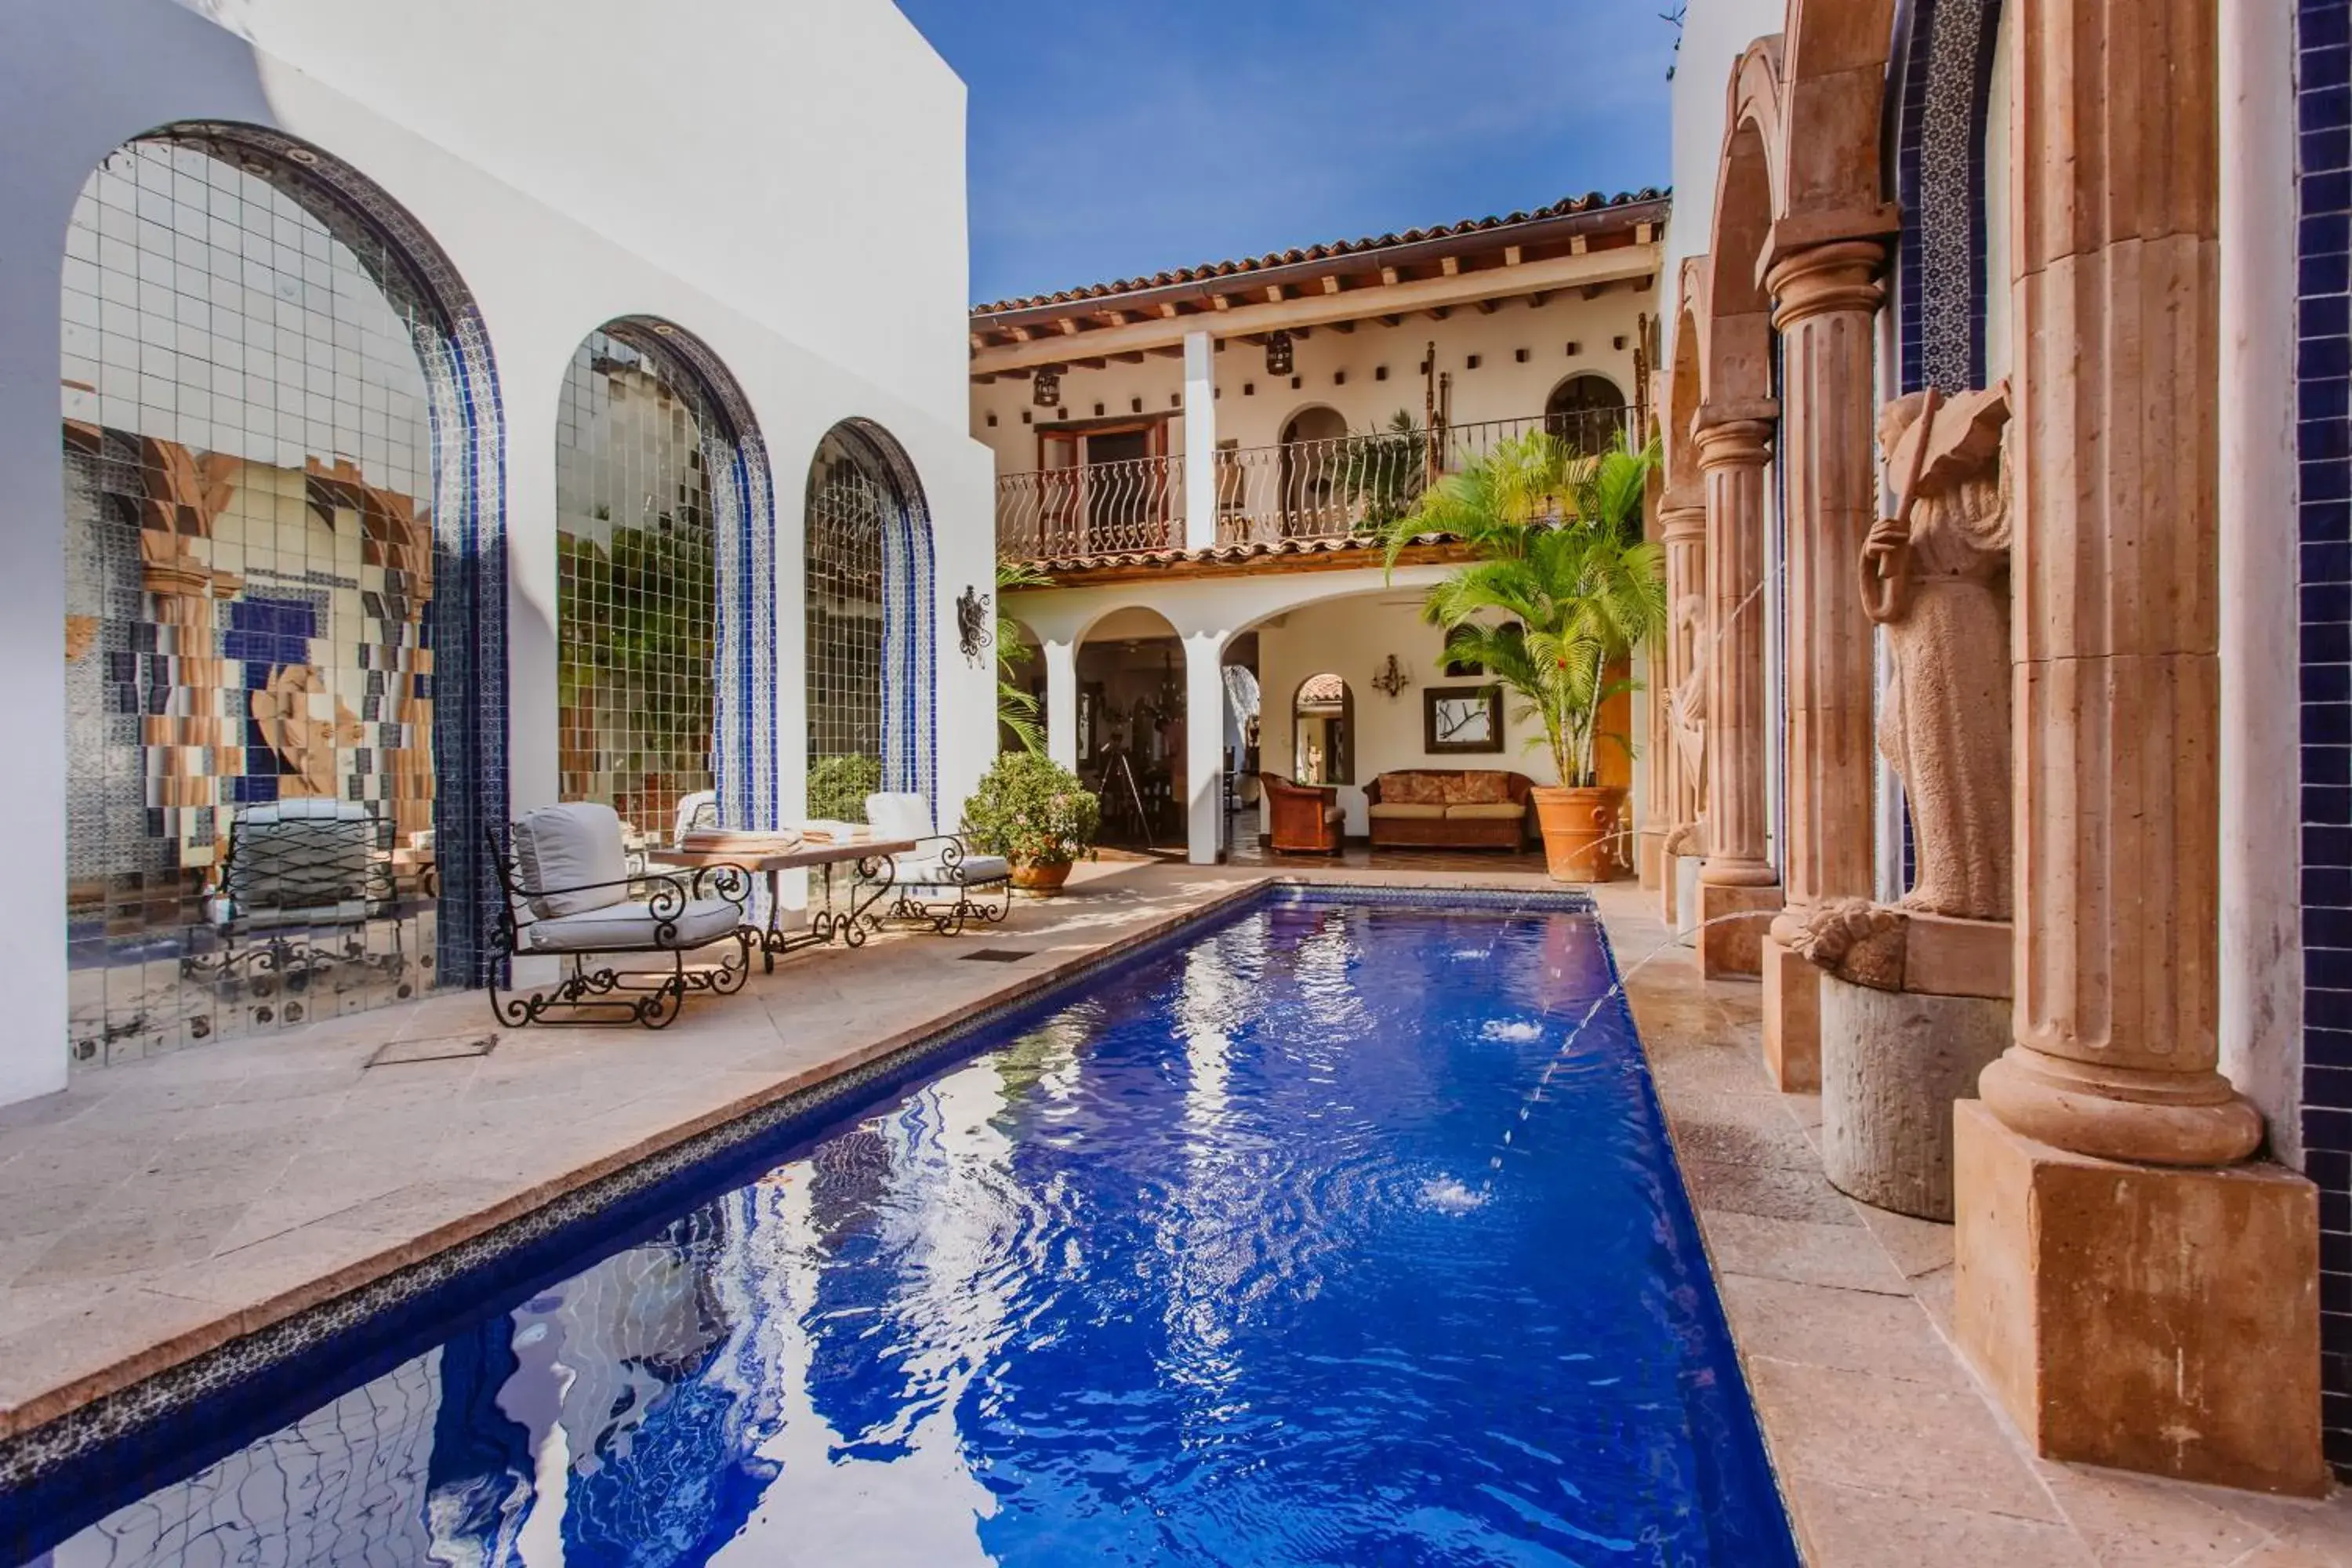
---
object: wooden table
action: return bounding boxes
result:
[648,838,916,972]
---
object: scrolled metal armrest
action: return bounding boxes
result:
[687,862,755,909]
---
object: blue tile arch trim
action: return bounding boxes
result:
[2298,0,2352,1475]
[599,318,781,834]
[1888,0,2002,397]
[813,418,939,811]
[155,122,510,990]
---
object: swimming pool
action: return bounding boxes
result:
[19,891,1795,1566]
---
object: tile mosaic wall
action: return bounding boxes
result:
[2298,0,2352,1473]
[60,139,449,1065]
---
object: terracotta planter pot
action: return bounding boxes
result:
[1530,785,1625,883]
[1010,860,1074,895]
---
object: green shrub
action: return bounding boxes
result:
[807,753,883,822]
[963,753,1101,868]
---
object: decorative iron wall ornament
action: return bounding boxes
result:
[1266,330,1295,377]
[1032,367,1061,408]
[956,584,993,667]
[1370,653,1413,699]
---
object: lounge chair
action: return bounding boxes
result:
[487,801,752,1029]
[862,792,1013,935]
[181,800,408,997]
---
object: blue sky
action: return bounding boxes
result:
[892,2,1679,307]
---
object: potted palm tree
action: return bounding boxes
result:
[1385,430,1666,881]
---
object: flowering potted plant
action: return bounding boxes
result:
[964,753,1102,895]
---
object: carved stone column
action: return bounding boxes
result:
[1657,496,1708,925]
[1955,0,2324,1493]
[1693,418,1780,977]
[1759,241,1885,1089]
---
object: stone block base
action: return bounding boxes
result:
[1953,1101,2327,1494]
[1697,880,1780,979]
[1820,981,2006,1219]
[1761,935,1820,1091]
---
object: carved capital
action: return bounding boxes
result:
[1692,419,1774,473]
[1766,240,1887,330]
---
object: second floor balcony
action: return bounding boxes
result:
[996,407,1634,564]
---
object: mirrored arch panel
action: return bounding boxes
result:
[554,321,775,841]
[804,421,935,822]
[60,126,504,1068]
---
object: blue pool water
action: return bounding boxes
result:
[28,896,1794,1566]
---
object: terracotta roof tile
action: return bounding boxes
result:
[971,189,1670,317]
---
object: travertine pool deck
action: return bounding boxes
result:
[1,859,2347,1565]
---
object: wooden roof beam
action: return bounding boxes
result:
[966,245,1661,374]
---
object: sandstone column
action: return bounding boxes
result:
[1759,242,1886,1089]
[1955,0,2324,1492]
[1693,418,1780,977]
[1657,495,1708,925]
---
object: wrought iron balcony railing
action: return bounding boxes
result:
[994,456,1182,561]
[994,408,1632,563]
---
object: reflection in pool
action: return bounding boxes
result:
[41,898,1795,1566]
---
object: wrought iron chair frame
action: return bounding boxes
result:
[877,833,1014,938]
[180,807,408,1000]
[485,826,753,1030]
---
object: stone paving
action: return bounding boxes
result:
[1592,884,2352,1567]
[0,858,2347,1564]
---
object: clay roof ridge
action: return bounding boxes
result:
[971,187,1671,316]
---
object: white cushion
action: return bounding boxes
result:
[884,852,1010,889]
[863,793,937,842]
[521,897,742,953]
[513,803,629,919]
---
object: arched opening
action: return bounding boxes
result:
[1278,405,1349,535]
[554,320,775,844]
[60,125,503,1066]
[1291,673,1355,785]
[1544,374,1629,456]
[1074,605,1185,851]
[805,419,935,822]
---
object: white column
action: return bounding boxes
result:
[1184,632,1227,864]
[1044,639,1079,772]
[1183,330,1218,550]
[2218,0,2303,1158]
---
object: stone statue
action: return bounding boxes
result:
[1865,383,2013,921]
[1666,589,1708,818]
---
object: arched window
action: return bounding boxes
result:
[60,126,503,1065]
[805,422,935,821]
[554,321,775,839]
[1293,673,1356,785]
[1544,374,1628,456]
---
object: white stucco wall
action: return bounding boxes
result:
[1657,0,1788,367]
[0,0,993,1105]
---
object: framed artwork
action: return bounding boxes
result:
[1424,685,1504,754]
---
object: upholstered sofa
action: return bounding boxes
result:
[1363,770,1534,849]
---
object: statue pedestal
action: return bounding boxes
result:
[1821,978,2008,1219]
[1671,855,1703,934]
[1955,1102,2326,1493]
[1806,909,2013,1220]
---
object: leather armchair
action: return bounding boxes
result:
[1258,773,1345,854]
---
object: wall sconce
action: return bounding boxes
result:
[1370,654,1413,699]
[1032,367,1061,408]
[1265,330,1294,377]
[956,585,993,668]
